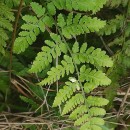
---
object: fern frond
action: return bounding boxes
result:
[0,29,8,52]
[13,2,54,54]
[57,13,106,39]
[0,17,13,31]
[0,53,28,76]
[98,15,124,35]
[75,116,104,129]
[91,117,104,125]
[53,81,79,107]
[74,114,89,126]
[53,80,109,130]
[0,29,8,41]
[125,23,130,37]
[106,0,128,7]
[47,2,56,15]
[0,3,14,21]
[1,0,19,7]
[80,65,111,86]
[51,40,111,130]
[0,73,10,94]
[124,40,130,56]
[30,33,67,73]
[62,94,84,115]
[89,107,106,116]
[72,42,113,67]
[0,2,14,54]
[104,22,130,47]
[69,105,87,120]
[30,2,45,18]
[108,37,124,47]
[83,82,98,93]
[11,2,114,130]
[86,96,109,107]
[48,0,107,14]
[80,117,104,130]
[39,55,75,85]
[13,15,41,54]
[20,96,39,109]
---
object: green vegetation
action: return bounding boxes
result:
[0,0,130,129]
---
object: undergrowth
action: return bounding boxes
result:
[0,0,130,130]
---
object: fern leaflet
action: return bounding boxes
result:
[30,33,67,73]
[72,42,113,67]
[0,2,14,54]
[98,15,124,35]
[58,13,106,39]
[39,55,75,85]
[106,0,128,7]
[47,0,107,14]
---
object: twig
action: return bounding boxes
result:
[100,36,114,55]
[9,0,23,82]
[117,85,130,118]
[106,121,130,127]
[34,85,51,113]
[3,115,11,128]
[56,56,62,114]
[120,119,128,130]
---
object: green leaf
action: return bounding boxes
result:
[30,2,45,17]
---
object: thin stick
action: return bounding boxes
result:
[106,121,130,127]
[34,85,51,113]
[100,36,114,55]
[9,0,23,82]
[117,85,130,118]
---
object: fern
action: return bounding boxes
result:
[8,0,130,129]
[89,107,106,116]
[1,0,33,7]
[47,0,107,14]
[51,44,112,130]
[53,77,110,129]
[30,33,67,73]
[80,118,104,130]
[86,96,109,107]
[13,1,114,130]
[106,0,128,7]
[31,37,112,130]
[58,13,106,39]
[52,80,79,107]
[108,37,124,47]
[37,41,112,86]
[80,65,111,85]
[1,0,19,7]
[31,2,45,18]
[62,93,85,115]
[30,41,113,74]
[98,15,124,35]
[108,23,130,47]
[13,2,54,54]
[122,40,130,57]
[69,105,87,120]
[20,96,39,110]
[39,55,75,85]
[0,73,10,95]
[72,42,113,67]
[0,2,14,54]
[80,66,111,94]
[0,53,28,76]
